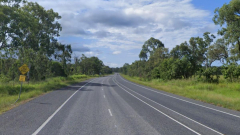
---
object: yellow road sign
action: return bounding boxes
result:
[19,75,26,82]
[19,64,29,75]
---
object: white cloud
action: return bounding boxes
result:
[27,0,217,66]
[104,62,120,68]
[83,41,140,51]
[85,51,99,57]
[113,51,121,55]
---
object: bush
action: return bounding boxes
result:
[197,67,220,83]
[222,63,240,82]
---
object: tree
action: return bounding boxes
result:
[51,61,66,77]
[0,0,62,57]
[122,63,129,75]
[170,42,191,59]
[188,32,215,70]
[0,0,23,49]
[139,37,164,60]
[54,43,72,76]
[102,66,112,74]
[90,57,103,75]
[208,38,229,65]
[77,55,104,75]
[213,0,240,51]
[139,50,147,61]
[149,47,169,67]
[222,63,240,82]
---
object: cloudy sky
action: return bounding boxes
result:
[29,0,231,67]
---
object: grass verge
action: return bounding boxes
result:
[121,74,240,111]
[0,75,96,114]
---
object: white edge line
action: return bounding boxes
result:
[108,109,113,116]
[118,75,240,118]
[112,78,200,135]
[114,78,223,135]
[32,79,95,135]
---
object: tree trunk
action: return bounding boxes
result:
[238,40,240,52]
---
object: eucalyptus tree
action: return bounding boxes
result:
[170,42,191,59]
[0,0,62,56]
[139,37,164,60]
[208,38,229,65]
[213,0,240,51]
[0,0,23,49]
[17,2,62,56]
[54,43,72,76]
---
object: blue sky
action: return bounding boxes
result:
[30,0,231,67]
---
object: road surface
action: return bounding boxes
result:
[0,74,240,135]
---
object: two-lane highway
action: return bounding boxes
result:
[0,74,240,135]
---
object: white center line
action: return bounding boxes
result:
[108,109,113,116]
[104,95,106,98]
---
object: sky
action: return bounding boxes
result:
[28,0,231,67]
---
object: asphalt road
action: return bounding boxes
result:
[0,74,240,135]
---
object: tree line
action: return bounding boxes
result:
[118,0,240,83]
[0,0,112,83]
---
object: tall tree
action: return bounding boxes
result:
[0,0,23,49]
[170,42,191,59]
[208,38,229,65]
[0,0,62,57]
[139,37,164,60]
[213,0,240,51]
[54,43,72,76]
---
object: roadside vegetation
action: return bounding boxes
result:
[0,1,112,113]
[113,0,240,111]
[121,74,240,111]
[0,75,97,114]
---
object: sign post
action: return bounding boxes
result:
[15,64,29,103]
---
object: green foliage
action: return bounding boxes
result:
[213,0,240,51]
[51,61,66,77]
[139,37,164,60]
[208,38,229,65]
[0,75,93,113]
[123,28,224,82]
[0,0,74,81]
[170,42,191,59]
[121,63,130,75]
[122,74,240,111]
[67,74,88,80]
[121,30,230,83]
[197,67,220,83]
[155,57,193,80]
[158,58,175,80]
[0,0,109,83]
[222,63,240,82]
[101,66,113,75]
[77,54,106,75]
[151,67,160,79]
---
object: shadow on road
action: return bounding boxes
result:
[86,82,116,87]
[29,101,52,105]
[55,82,116,91]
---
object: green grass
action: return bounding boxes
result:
[121,74,240,111]
[0,75,96,114]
